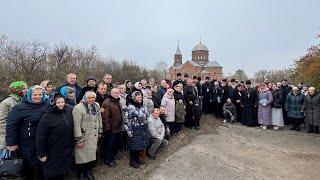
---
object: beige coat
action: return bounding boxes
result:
[0,96,20,149]
[73,102,103,164]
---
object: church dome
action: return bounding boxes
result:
[192,42,209,52]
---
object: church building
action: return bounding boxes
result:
[166,41,223,81]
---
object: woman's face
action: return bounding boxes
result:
[31,89,43,103]
[55,97,65,110]
[97,85,107,95]
[127,82,132,89]
[119,87,125,94]
[22,85,28,95]
[135,95,142,103]
[86,94,96,104]
[168,90,173,96]
[46,85,53,94]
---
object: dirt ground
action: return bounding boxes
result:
[69,115,320,180]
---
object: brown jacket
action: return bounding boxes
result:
[101,95,123,133]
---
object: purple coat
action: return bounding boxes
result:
[258,89,273,125]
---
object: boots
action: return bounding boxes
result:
[307,125,314,133]
[129,151,140,168]
[139,150,146,165]
[85,170,95,180]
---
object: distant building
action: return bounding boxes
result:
[166,41,223,81]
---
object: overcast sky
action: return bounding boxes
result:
[1,0,319,77]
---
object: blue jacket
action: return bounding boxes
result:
[285,92,305,119]
[6,96,49,167]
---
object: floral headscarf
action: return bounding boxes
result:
[9,81,27,99]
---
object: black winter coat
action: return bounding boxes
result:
[36,105,74,178]
[272,89,284,108]
[79,86,97,101]
[6,97,49,168]
[96,92,108,106]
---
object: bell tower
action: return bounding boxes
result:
[173,42,182,67]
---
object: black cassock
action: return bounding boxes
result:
[184,85,197,128]
[241,88,258,126]
[202,82,212,114]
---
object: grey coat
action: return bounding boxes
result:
[73,102,103,164]
[303,93,320,126]
[0,95,20,149]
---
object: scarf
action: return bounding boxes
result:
[9,81,27,99]
[82,91,100,115]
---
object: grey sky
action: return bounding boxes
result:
[1,0,319,77]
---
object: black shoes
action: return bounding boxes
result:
[290,127,296,131]
[105,161,117,167]
[78,171,95,180]
[77,172,85,180]
[86,171,95,180]
[137,159,145,165]
[147,153,156,160]
[129,161,140,168]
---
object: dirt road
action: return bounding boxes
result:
[148,117,320,180]
[71,115,320,180]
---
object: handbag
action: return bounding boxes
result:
[0,150,23,178]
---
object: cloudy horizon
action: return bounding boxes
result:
[1,0,319,77]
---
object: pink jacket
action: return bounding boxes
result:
[161,94,175,122]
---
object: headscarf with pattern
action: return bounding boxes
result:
[9,81,27,99]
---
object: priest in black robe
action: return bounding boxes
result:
[202,77,213,114]
[241,80,258,126]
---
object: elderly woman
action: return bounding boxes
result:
[6,85,48,179]
[285,87,305,131]
[73,91,103,179]
[0,81,27,158]
[303,87,320,134]
[36,93,74,179]
[161,88,175,134]
[124,91,149,168]
[258,83,273,130]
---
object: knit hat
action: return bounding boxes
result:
[245,80,252,85]
[86,76,97,83]
[9,81,27,98]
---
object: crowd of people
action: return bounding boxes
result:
[0,72,319,180]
